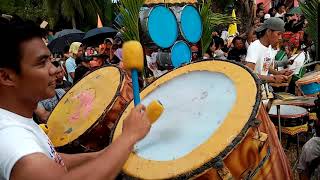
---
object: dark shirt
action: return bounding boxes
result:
[74,65,90,83]
[227,48,247,62]
[108,55,120,65]
[56,80,71,90]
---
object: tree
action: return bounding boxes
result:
[96,0,117,27]
[45,0,103,29]
[300,0,319,60]
[0,0,48,23]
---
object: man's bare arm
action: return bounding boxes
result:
[11,105,151,180]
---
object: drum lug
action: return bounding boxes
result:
[213,159,234,180]
[250,119,268,152]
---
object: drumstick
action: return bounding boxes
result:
[122,41,144,106]
[146,100,164,124]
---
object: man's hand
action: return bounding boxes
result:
[273,75,288,83]
[279,69,293,76]
[122,104,151,144]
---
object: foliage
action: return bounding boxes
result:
[96,0,117,26]
[116,0,144,41]
[45,0,102,28]
[300,0,319,59]
[0,0,48,23]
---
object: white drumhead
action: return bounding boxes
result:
[269,105,307,116]
[135,71,237,161]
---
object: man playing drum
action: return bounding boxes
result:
[0,18,151,180]
[245,17,292,84]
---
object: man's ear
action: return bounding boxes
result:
[0,68,17,87]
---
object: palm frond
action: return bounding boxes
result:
[300,0,319,59]
[200,0,212,55]
[61,0,75,21]
[117,0,144,41]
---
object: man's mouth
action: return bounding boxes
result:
[48,81,56,87]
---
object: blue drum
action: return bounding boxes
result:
[172,5,203,43]
[140,6,178,48]
[171,41,191,68]
[296,71,320,96]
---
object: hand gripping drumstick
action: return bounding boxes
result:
[122,41,164,124]
[122,41,144,106]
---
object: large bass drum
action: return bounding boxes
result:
[111,60,292,179]
[47,66,133,153]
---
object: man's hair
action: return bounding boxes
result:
[232,36,244,44]
[0,17,45,73]
[256,28,268,39]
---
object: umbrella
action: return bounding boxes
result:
[48,29,84,55]
[82,27,117,46]
[287,7,303,15]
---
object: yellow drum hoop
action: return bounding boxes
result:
[48,66,124,147]
[111,60,261,179]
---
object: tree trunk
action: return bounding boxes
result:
[72,16,76,29]
[235,0,254,35]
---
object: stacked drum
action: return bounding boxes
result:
[139,1,202,68]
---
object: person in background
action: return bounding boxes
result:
[73,56,92,84]
[297,118,320,180]
[63,45,70,61]
[246,28,258,48]
[114,37,123,61]
[204,38,226,59]
[191,45,200,62]
[275,4,286,18]
[34,88,65,123]
[245,17,292,84]
[90,54,108,69]
[47,30,54,44]
[227,36,247,62]
[268,7,277,17]
[287,45,306,75]
[256,9,265,22]
[100,38,113,55]
[145,46,167,78]
[264,14,271,21]
[52,61,71,91]
[253,17,262,29]
[65,42,83,84]
[107,44,121,65]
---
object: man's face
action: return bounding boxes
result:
[234,39,244,50]
[76,46,84,58]
[268,30,282,47]
[56,66,64,83]
[258,10,264,18]
[15,38,58,102]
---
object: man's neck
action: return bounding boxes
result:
[0,93,36,118]
[259,37,270,47]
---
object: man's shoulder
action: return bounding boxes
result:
[65,57,75,64]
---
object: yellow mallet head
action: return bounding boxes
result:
[122,40,144,72]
